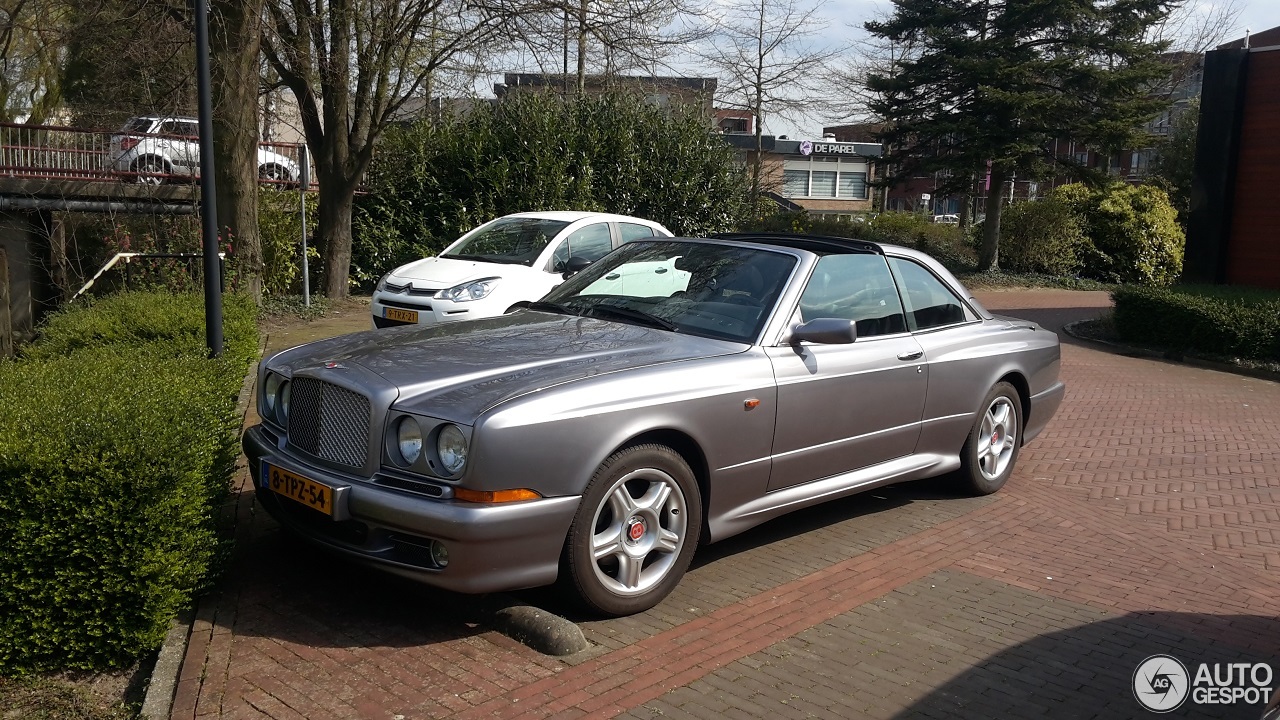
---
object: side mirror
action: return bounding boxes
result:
[562,256,592,279]
[790,318,857,345]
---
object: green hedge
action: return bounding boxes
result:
[21,292,258,366]
[0,292,256,674]
[1112,285,1280,362]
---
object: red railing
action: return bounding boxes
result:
[0,122,314,188]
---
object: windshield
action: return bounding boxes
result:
[122,117,154,133]
[540,240,798,343]
[441,217,571,266]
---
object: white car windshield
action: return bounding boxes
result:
[441,217,571,266]
[537,240,797,344]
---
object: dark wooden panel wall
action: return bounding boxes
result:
[1225,49,1280,289]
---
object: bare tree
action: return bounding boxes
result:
[701,0,839,205]
[262,0,512,298]
[491,0,710,93]
[0,0,77,122]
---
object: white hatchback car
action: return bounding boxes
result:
[371,212,673,328]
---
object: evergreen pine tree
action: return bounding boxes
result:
[865,0,1176,270]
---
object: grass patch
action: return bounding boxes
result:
[0,676,133,720]
[260,293,332,321]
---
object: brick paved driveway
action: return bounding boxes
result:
[173,289,1280,719]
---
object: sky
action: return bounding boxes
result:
[724,0,1280,141]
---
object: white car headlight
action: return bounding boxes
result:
[396,416,423,464]
[436,424,468,474]
[375,274,389,292]
[437,277,500,302]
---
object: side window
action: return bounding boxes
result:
[887,257,970,331]
[619,223,655,243]
[157,121,180,135]
[551,223,613,270]
[797,254,906,338]
[176,122,199,138]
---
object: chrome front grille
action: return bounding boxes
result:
[287,378,371,467]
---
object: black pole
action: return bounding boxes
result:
[194,0,223,358]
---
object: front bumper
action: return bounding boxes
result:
[242,424,580,593]
[370,292,489,328]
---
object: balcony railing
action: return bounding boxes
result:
[0,122,315,188]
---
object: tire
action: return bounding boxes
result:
[132,157,167,185]
[959,381,1023,495]
[562,444,702,616]
[259,163,292,184]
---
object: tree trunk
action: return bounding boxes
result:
[319,171,356,299]
[210,0,265,300]
[978,167,1007,272]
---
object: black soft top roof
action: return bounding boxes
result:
[710,232,883,256]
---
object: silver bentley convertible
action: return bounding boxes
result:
[243,234,1064,615]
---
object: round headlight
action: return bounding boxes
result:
[397,416,423,464]
[264,373,281,414]
[278,381,291,424]
[436,424,468,475]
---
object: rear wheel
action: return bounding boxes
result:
[258,163,290,183]
[132,157,167,184]
[562,444,701,616]
[959,382,1023,495]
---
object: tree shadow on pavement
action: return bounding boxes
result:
[889,610,1279,720]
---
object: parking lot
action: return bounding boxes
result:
[172,289,1280,719]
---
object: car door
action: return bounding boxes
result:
[765,252,928,491]
[886,255,989,449]
[158,120,199,176]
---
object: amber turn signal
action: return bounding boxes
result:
[453,487,542,503]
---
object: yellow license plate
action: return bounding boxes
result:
[384,307,418,323]
[262,462,334,516]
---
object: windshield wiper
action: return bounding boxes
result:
[523,300,578,316]
[584,305,677,331]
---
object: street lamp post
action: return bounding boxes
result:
[194,0,223,358]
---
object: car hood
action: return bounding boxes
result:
[392,256,536,287]
[269,311,747,423]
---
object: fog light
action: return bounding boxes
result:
[430,540,449,568]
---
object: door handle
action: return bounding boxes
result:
[605,273,620,280]
[654,267,668,274]
[897,351,923,361]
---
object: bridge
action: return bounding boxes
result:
[0,121,313,354]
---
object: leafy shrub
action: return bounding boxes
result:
[866,212,975,271]
[258,188,320,296]
[1112,285,1280,362]
[354,92,749,290]
[0,292,257,673]
[1053,183,1184,284]
[737,210,873,238]
[996,197,1087,276]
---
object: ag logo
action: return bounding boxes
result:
[1134,655,1190,712]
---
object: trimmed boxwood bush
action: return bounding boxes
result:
[21,292,258,366]
[1112,285,1280,362]
[0,292,256,674]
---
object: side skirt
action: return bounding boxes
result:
[707,453,960,542]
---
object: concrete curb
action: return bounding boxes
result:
[140,338,264,720]
[1062,320,1280,383]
